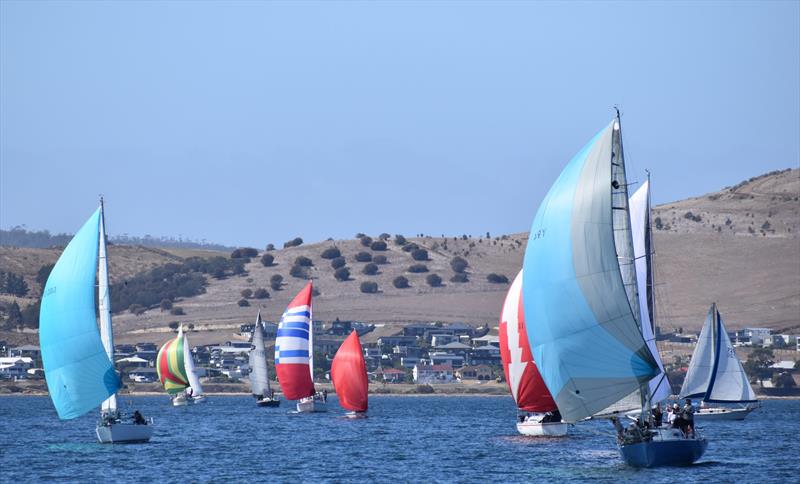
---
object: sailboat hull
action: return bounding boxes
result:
[619,429,707,467]
[516,421,568,437]
[695,406,754,420]
[96,423,153,444]
[296,396,327,413]
[256,398,281,407]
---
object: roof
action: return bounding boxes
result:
[416,363,453,372]
[472,335,499,343]
[0,357,33,365]
[129,367,157,374]
[11,345,39,351]
[771,361,797,370]
[435,342,471,350]
[378,368,406,374]
[116,356,149,364]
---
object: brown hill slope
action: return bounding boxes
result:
[2,168,798,344]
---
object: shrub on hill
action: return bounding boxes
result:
[238,298,250,307]
[231,247,259,259]
[0,271,29,297]
[450,256,468,273]
[330,256,346,269]
[411,249,429,261]
[450,273,469,283]
[394,235,407,246]
[36,264,54,287]
[170,306,185,316]
[283,237,303,248]
[362,263,379,275]
[290,265,308,278]
[265,243,275,251]
[370,241,387,251]
[393,276,410,289]
[261,254,275,266]
[408,264,428,273]
[487,273,509,284]
[355,233,366,239]
[160,299,173,311]
[416,384,435,394]
[320,247,341,259]
[360,281,379,294]
[373,255,388,265]
[359,236,373,247]
[270,274,283,290]
[241,289,253,299]
[168,321,180,330]
[253,288,269,299]
[294,256,314,267]
[334,267,351,281]
[426,274,443,287]
[128,304,146,315]
[379,233,391,240]
[402,242,419,252]
[355,252,372,262]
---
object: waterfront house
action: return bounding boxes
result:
[413,363,454,384]
[376,367,406,383]
[9,344,40,361]
[455,364,493,381]
[0,356,34,380]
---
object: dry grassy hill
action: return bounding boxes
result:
[2,168,798,346]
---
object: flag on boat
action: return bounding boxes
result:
[331,331,368,413]
[275,281,316,400]
[499,270,557,413]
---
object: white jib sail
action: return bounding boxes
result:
[181,327,204,396]
[706,312,758,403]
[679,307,716,399]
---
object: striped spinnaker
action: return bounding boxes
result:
[275,281,315,400]
[157,334,190,394]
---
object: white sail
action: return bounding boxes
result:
[629,180,671,403]
[249,312,270,397]
[680,304,756,403]
[181,327,204,397]
[98,201,117,414]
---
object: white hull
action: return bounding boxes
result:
[191,394,207,404]
[345,411,367,419]
[516,420,568,437]
[172,395,189,406]
[296,396,328,413]
[96,423,153,444]
[694,406,755,421]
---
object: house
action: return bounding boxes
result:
[9,345,40,361]
[456,364,493,381]
[135,342,157,353]
[378,335,418,348]
[471,334,500,348]
[413,363,454,384]
[403,323,435,337]
[376,367,406,383]
[129,367,158,383]
[740,328,772,346]
[434,341,472,355]
[115,356,150,368]
[468,346,501,366]
[429,352,465,368]
[328,319,353,336]
[772,334,799,349]
[0,356,34,379]
[400,356,420,369]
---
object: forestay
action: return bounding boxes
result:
[522,120,658,423]
[40,208,121,420]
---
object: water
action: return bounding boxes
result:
[1,396,797,483]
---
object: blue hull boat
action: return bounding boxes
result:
[619,429,708,467]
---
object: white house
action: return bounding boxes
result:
[0,357,34,380]
[413,363,454,384]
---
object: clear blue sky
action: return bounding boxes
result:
[1,1,798,247]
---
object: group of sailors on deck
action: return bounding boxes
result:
[652,398,696,437]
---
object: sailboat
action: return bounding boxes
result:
[679,303,759,420]
[156,325,206,406]
[40,199,153,443]
[331,330,368,418]
[250,311,280,407]
[499,270,567,436]
[275,281,327,412]
[522,113,707,467]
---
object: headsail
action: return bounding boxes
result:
[181,327,204,397]
[39,207,121,420]
[680,304,757,403]
[249,311,271,397]
[157,332,190,395]
[275,281,316,400]
[522,119,658,423]
[331,331,368,413]
[499,270,557,413]
[629,180,671,403]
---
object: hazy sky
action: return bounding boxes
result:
[1,1,798,247]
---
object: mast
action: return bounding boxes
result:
[98,197,118,414]
[308,281,315,383]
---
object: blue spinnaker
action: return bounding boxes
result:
[39,208,120,420]
[522,121,658,422]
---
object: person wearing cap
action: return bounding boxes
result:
[682,398,695,438]
[669,402,681,428]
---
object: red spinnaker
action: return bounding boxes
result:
[499,270,558,413]
[275,281,316,400]
[331,331,368,413]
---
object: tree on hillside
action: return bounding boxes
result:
[321,247,341,259]
[373,255,388,265]
[290,265,308,278]
[283,237,303,248]
[160,299,173,312]
[450,273,468,283]
[170,306,185,316]
[330,256,346,270]
[450,256,468,273]
[394,234,407,246]
[744,348,775,387]
[6,301,22,328]
[411,249,428,261]
[238,298,250,307]
[334,267,351,281]
[355,252,372,262]
[360,236,373,247]
[265,243,275,251]
[393,276,410,289]
[36,264,55,287]
[773,372,796,388]
[294,256,313,267]
[408,264,428,273]
[168,321,180,331]
[426,274,442,287]
[253,288,269,299]
[360,281,378,294]
[0,271,29,297]
[370,241,387,251]
[270,274,283,290]
[362,263,379,275]
[487,273,509,284]
[261,254,275,267]
[241,288,253,299]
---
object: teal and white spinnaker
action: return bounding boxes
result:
[522,120,658,423]
[39,208,121,420]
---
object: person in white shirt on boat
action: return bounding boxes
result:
[668,403,679,427]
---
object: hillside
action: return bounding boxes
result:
[1,168,798,345]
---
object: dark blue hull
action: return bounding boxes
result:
[619,438,708,467]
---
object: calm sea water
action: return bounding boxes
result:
[0,396,797,483]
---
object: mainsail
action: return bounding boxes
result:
[331,331,369,413]
[522,118,659,423]
[499,270,557,413]
[249,311,271,397]
[629,180,671,403]
[181,327,204,397]
[275,281,316,400]
[679,304,757,403]
[39,207,121,420]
